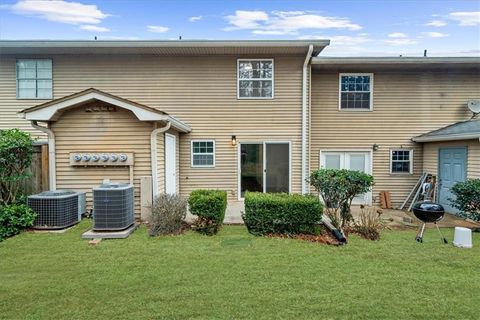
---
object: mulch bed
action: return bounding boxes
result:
[267,225,345,246]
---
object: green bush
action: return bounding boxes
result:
[450,179,480,221]
[309,169,374,229]
[149,193,187,236]
[0,129,34,206]
[0,203,36,241]
[242,192,323,236]
[188,189,227,235]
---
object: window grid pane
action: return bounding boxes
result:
[16,59,52,99]
[238,60,273,98]
[391,150,411,173]
[340,75,371,109]
[192,141,215,166]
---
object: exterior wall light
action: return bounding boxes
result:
[231,135,237,146]
[373,143,380,151]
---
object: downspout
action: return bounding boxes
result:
[151,121,171,199]
[31,121,56,190]
[301,45,314,194]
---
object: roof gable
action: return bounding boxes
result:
[18,88,191,133]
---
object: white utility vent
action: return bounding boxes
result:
[28,190,84,229]
[93,182,134,231]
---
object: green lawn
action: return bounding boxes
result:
[0,221,478,320]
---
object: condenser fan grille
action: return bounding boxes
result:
[28,191,79,229]
[93,183,134,231]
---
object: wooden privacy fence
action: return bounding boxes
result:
[23,144,49,195]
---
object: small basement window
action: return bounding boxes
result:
[16,59,53,99]
[191,140,215,167]
[238,59,273,99]
[391,149,413,174]
[339,73,372,110]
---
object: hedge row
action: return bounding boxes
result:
[242,192,323,236]
[188,189,227,235]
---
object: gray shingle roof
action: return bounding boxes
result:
[412,118,480,142]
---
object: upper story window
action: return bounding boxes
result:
[339,73,373,110]
[191,140,215,167]
[238,59,273,99]
[16,59,52,99]
[390,149,413,174]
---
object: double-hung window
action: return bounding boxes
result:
[339,73,372,110]
[238,59,273,99]
[191,140,215,167]
[390,149,413,174]
[16,59,53,99]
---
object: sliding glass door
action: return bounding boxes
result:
[240,144,263,198]
[265,143,289,193]
[240,142,290,198]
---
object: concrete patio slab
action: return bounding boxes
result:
[82,223,139,239]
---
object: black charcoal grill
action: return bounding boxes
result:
[412,201,447,244]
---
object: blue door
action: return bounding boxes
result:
[438,147,467,214]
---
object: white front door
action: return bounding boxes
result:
[320,151,372,205]
[165,134,176,194]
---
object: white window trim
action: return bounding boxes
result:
[338,73,373,111]
[191,140,215,168]
[237,59,274,100]
[237,140,292,200]
[16,59,53,100]
[390,149,413,174]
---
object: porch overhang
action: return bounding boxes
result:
[412,119,480,143]
[17,88,191,133]
[312,57,480,71]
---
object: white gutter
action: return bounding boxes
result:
[301,45,314,194]
[167,115,191,133]
[312,57,480,65]
[151,121,172,199]
[31,121,56,190]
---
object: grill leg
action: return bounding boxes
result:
[416,223,426,243]
[434,223,448,244]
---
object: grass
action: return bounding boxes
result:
[0,221,478,320]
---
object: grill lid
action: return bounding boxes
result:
[412,201,445,213]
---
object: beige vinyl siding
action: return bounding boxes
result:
[311,70,480,206]
[423,140,480,179]
[0,54,305,201]
[51,106,153,218]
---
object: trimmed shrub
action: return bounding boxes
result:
[450,179,480,221]
[149,193,187,236]
[188,189,227,235]
[0,129,35,206]
[309,169,374,229]
[0,203,36,241]
[242,192,323,236]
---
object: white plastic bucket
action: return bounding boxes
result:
[453,227,473,248]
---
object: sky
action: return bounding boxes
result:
[0,0,479,56]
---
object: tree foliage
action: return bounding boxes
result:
[0,129,35,205]
[309,169,374,229]
[450,179,480,221]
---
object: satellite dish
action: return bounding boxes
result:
[467,100,480,114]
